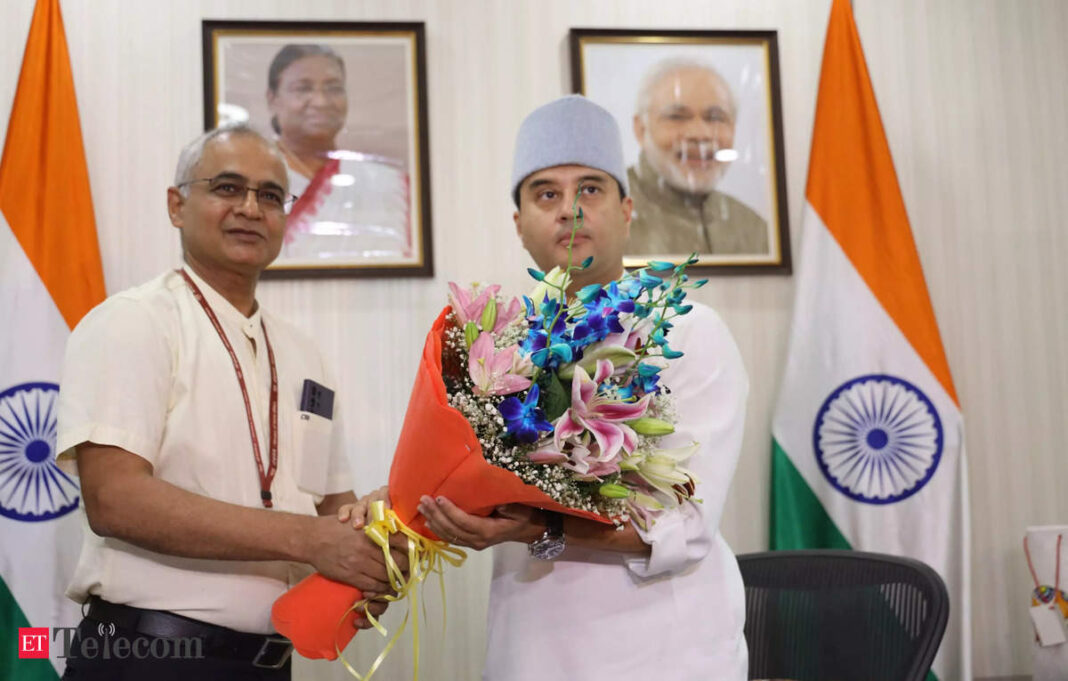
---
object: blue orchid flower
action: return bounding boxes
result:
[538,296,564,321]
[522,309,575,367]
[635,363,662,393]
[617,277,643,298]
[638,271,662,290]
[650,313,674,332]
[530,342,573,368]
[576,284,602,303]
[522,295,538,320]
[498,384,554,443]
[661,343,684,360]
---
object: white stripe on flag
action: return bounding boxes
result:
[772,202,970,681]
[0,208,85,671]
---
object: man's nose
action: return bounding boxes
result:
[557,193,583,223]
[681,118,717,139]
[234,188,264,218]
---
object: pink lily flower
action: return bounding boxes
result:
[527,442,567,464]
[468,333,532,396]
[553,360,650,461]
[528,434,621,481]
[569,452,623,480]
[448,282,500,325]
[448,282,522,334]
[492,296,522,333]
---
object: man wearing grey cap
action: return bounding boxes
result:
[418,95,749,681]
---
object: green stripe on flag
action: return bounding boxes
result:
[1,577,59,681]
[769,442,941,681]
[770,439,850,550]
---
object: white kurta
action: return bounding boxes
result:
[483,302,749,681]
[56,267,352,634]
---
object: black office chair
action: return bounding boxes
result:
[737,550,949,681]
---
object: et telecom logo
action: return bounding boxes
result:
[18,627,49,658]
[18,623,203,661]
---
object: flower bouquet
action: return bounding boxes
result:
[271,208,706,670]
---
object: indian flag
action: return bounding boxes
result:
[770,1,970,680]
[0,0,106,678]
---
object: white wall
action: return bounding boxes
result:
[3,1,1067,678]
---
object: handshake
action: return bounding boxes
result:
[304,486,407,631]
[304,484,544,633]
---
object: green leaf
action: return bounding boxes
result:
[541,373,571,422]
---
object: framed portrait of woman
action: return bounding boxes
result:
[571,28,791,275]
[202,20,432,277]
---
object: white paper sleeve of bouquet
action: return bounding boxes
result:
[624,302,749,578]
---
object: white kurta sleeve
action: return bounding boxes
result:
[56,295,174,467]
[625,305,749,578]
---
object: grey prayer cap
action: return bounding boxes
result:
[511,94,629,204]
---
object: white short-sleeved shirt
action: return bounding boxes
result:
[484,302,749,681]
[56,266,352,634]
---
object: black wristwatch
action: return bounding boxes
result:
[527,511,565,560]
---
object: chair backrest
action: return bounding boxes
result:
[737,550,949,681]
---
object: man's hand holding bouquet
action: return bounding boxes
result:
[271,199,707,676]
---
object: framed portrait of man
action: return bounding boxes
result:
[202,20,433,278]
[571,28,791,274]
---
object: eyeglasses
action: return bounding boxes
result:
[178,176,298,212]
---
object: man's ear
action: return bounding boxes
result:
[621,196,634,236]
[167,187,185,229]
[513,210,522,237]
[633,114,646,144]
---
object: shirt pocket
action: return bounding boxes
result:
[292,410,333,500]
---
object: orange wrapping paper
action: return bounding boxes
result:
[272,307,609,659]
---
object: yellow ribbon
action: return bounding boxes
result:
[336,501,467,680]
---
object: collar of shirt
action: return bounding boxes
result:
[181,264,263,343]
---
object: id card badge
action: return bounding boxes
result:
[1031,604,1068,647]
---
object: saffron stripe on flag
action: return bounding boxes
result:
[804,0,957,406]
[0,0,105,327]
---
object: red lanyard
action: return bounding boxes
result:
[1024,533,1063,601]
[178,270,279,508]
